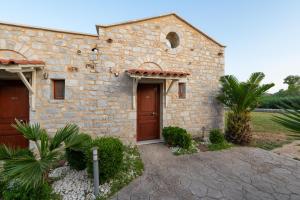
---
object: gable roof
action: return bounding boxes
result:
[96,13,225,47]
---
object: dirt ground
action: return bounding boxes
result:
[272,140,300,160]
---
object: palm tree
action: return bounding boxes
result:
[273,102,300,135]
[0,120,79,190]
[217,72,274,144]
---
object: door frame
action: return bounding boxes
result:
[136,81,163,142]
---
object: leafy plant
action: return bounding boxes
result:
[96,146,144,200]
[162,126,192,149]
[2,181,60,200]
[217,72,274,144]
[65,133,92,170]
[273,101,300,135]
[171,140,199,155]
[0,120,78,190]
[87,137,124,183]
[209,129,225,144]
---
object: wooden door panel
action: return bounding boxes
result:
[137,84,160,141]
[0,80,29,148]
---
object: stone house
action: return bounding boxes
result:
[0,13,225,147]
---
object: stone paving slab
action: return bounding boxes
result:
[113,144,300,200]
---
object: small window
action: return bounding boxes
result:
[166,32,180,48]
[178,83,186,99]
[53,80,65,99]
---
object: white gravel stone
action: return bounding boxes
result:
[52,166,111,200]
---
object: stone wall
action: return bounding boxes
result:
[0,14,224,143]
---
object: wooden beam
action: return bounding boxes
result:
[17,72,34,94]
[166,79,177,94]
[31,70,36,111]
[132,77,140,109]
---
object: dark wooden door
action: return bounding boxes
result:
[137,84,160,141]
[0,80,29,148]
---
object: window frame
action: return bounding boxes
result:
[178,82,186,99]
[52,79,65,100]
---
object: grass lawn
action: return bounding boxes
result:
[250,112,297,150]
[251,112,293,133]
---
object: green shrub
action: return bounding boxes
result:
[162,126,192,149]
[65,133,92,170]
[209,129,225,144]
[87,137,124,183]
[2,181,60,200]
[259,95,300,109]
[65,148,87,170]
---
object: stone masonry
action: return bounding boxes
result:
[0,14,225,143]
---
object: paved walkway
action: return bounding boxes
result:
[113,144,300,200]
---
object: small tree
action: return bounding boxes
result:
[0,120,79,190]
[217,72,274,144]
[284,75,300,92]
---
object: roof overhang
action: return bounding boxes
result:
[0,59,45,111]
[0,59,45,73]
[126,69,190,80]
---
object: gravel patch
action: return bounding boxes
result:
[52,167,111,200]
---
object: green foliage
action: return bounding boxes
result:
[209,129,225,144]
[208,142,233,151]
[259,95,300,109]
[2,181,60,200]
[0,120,78,190]
[217,72,274,145]
[96,146,144,200]
[172,140,198,155]
[284,75,300,92]
[87,137,124,183]
[162,126,192,149]
[273,102,300,135]
[217,72,274,114]
[65,133,92,170]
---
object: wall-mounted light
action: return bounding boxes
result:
[89,45,99,62]
[43,72,48,79]
[109,67,119,77]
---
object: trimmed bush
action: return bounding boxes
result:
[2,181,59,200]
[87,137,124,183]
[65,148,88,170]
[162,126,192,149]
[209,129,225,144]
[65,133,92,170]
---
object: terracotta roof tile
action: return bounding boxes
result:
[126,69,190,77]
[0,59,45,65]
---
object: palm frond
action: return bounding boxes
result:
[1,152,58,189]
[0,145,33,160]
[273,102,300,134]
[12,120,44,141]
[217,72,274,114]
[49,124,79,151]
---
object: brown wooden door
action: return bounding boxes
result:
[0,80,29,148]
[137,84,160,141]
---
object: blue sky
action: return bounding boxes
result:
[1,0,299,93]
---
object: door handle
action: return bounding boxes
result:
[151,112,157,116]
